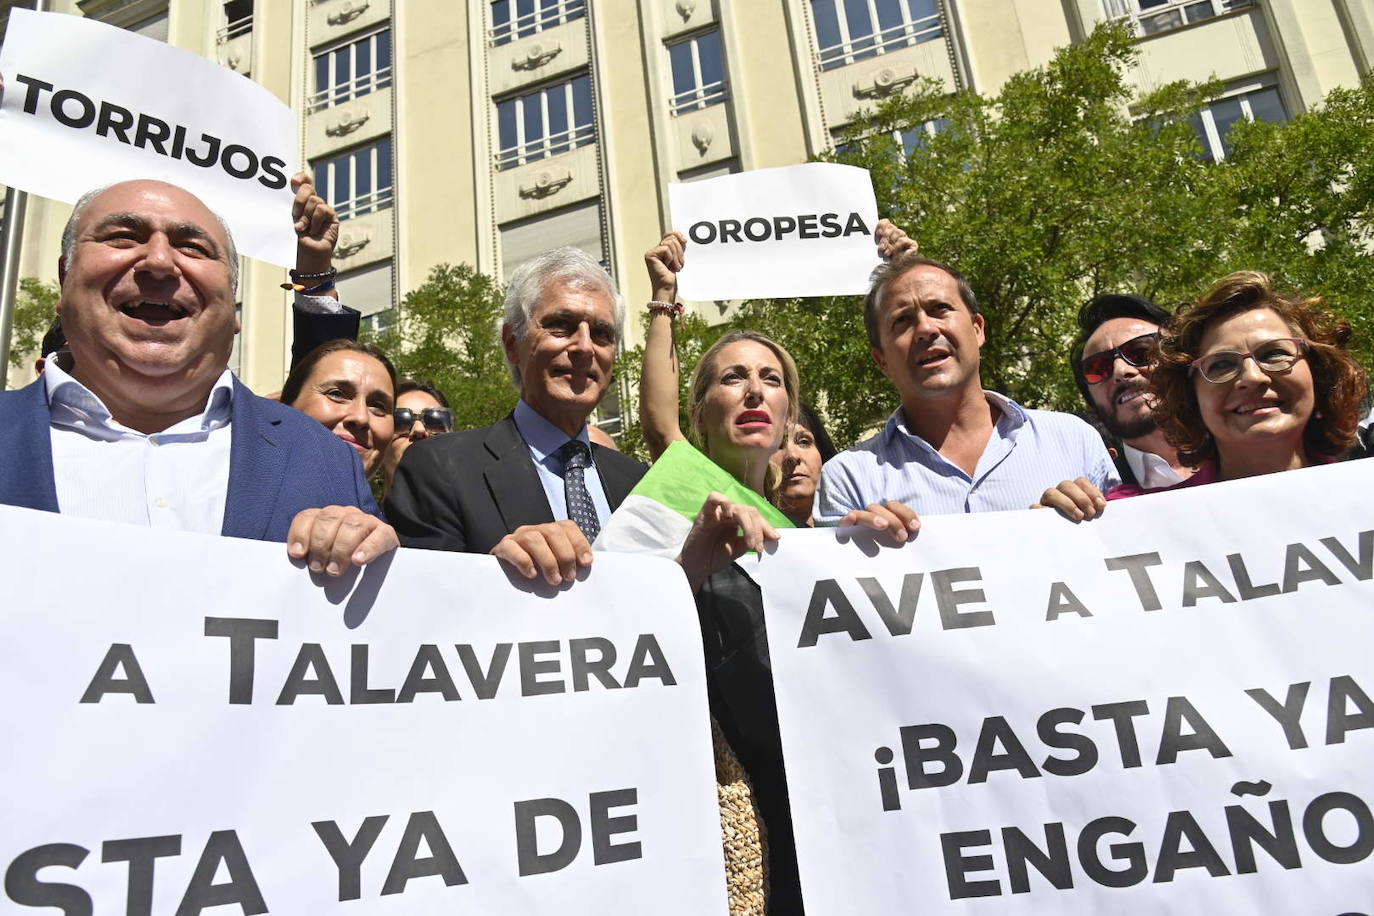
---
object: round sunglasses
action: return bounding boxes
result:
[1080,332,1159,385]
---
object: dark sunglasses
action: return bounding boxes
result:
[1080,332,1159,385]
[394,406,454,432]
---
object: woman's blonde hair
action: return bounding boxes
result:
[687,330,802,498]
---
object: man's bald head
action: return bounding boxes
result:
[61,180,239,295]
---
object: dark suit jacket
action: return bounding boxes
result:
[384,412,646,554]
[291,301,361,370]
[0,377,379,541]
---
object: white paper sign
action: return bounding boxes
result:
[0,506,728,914]
[751,460,1374,914]
[668,162,880,300]
[0,9,296,266]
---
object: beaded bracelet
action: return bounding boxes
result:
[290,267,337,282]
[647,300,684,318]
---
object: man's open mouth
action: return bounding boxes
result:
[118,301,189,322]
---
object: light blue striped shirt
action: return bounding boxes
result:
[816,391,1119,520]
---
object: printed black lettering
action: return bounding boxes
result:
[205,617,278,705]
[1091,700,1150,768]
[742,218,771,241]
[771,215,797,238]
[843,212,871,236]
[134,113,172,155]
[173,831,267,916]
[797,578,873,647]
[1037,707,1098,777]
[688,221,716,244]
[257,156,288,190]
[569,637,621,691]
[184,132,223,168]
[15,74,55,115]
[900,723,963,788]
[95,102,135,144]
[312,816,388,902]
[819,213,842,237]
[1245,681,1310,749]
[1282,542,1342,592]
[350,645,396,704]
[50,89,96,128]
[1155,696,1232,765]
[79,643,155,704]
[1002,823,1073,894]
[380,812,468,895]
[276,643,345,705]
[396,645,461,702]
[933,567,994,629]
[941,830,1000,899]
[719,219,743,243]
[798,213,819,238]
[4,844,92,915]
[968,716,1042,784]
[857,574,922,636]
[219,143,258,179]
[102,835,181,916]
[590,789,641,865]
[1327,675,1374,745]
[1077,816,1147,887]
[1104,553,1164,611]
[519,640,565,696]
[456,643,511,700]
[1181,559,1236,606]
[623,633,676,688]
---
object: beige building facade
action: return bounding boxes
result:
[1,0,1370,418]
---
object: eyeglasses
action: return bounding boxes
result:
[1190,337,1308,384]
[394,406,454,432]
[1080,333,1159,385]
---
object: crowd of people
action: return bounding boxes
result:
[4,172,1367,915]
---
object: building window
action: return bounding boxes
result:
[218,0,252,42]
[1106,0,1254,36]
[831,118,948,157]
[500,200,604,280]
[496,74,595,169]
[810,0,943,72]
[490,0,586,46]
[313,139,394,221]
[340,261,396,320]
[668,30,728,115]
[1187,84,1285,161]
[310,28,392,113]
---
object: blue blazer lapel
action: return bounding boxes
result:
[0,380,60,513]
[222,380,286,539]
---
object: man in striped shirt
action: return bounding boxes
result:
[816,252,1118,520]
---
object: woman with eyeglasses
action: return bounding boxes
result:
[382,379,453,495]
[281,339,398,477]
[1039,271,1368,518]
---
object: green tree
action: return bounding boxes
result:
[365,263,517,430]
[7,278,59,376]
[721,24,1374,447]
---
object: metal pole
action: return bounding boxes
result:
[0,185,29,389]
[0,0,47,388]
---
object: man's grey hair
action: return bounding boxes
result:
[61,182,241,296]
[499,246,625,387]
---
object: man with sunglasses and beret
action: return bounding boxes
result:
[1070,293,1193,491]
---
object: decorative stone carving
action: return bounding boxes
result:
[690,122,714,155]
[225,52,244,72]
[853,66,918,99]
[327,0,369,27]
[325,110,371,137]
[519,169,573,199]
[336,229,372,259]
[512,42,562,71]
[675,0,696,20]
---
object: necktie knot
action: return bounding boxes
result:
[559,438,592,472]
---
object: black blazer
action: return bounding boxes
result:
[383,412,646,554]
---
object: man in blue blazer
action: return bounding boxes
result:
[0,178,396,575]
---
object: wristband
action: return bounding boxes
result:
[289,267,337,282]
[647,300,684,318]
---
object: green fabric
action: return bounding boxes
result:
[631,440,795,529]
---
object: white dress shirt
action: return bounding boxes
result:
[44,360,236,535]
[1121,442,1185,490]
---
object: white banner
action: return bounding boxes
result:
[668,162,879,301]
[0,9,296,266]
[750,460,1374,913]
[0,506,727,914]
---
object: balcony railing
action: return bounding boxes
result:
[816,13,942,71]
[490,0,586,46]
[336,186,394,221]
[670,80,729,116]
[496,122,596,169]
[216,14,252,43]
[308,66,393,113]
[1114,0,1254,37]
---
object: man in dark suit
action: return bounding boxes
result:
[385,247,646,581]
[0,178,396,576]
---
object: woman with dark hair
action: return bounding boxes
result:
[773,402,837,527]
[382,378,453,494]
[281,339,398,476]
[1038,271,1367,517]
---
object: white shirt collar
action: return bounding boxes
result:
[513,398,590,463]
[44,359,235,439]
[1122,442,1184,489]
